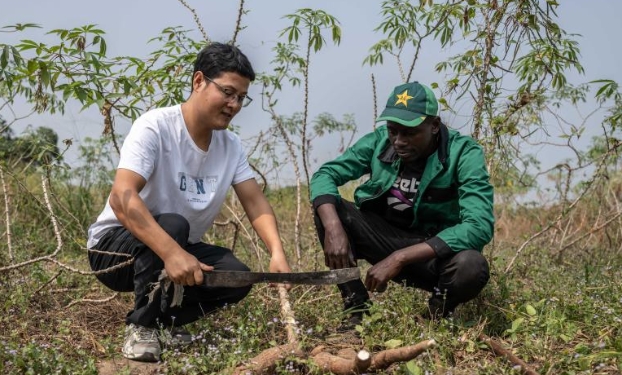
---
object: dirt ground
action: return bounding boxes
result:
[97,358,163,375]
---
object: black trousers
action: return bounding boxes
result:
[88,213,251,328]
[314,200,490,313]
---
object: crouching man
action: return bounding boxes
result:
[310,81,493,328]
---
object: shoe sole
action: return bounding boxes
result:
[122,351,160,363]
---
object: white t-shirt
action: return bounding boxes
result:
[87,104,254,248]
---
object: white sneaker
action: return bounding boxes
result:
[122,323,161,362]
[159,326,193,347]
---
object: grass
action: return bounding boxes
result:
[1,245,620,374]
[0,172,621,374]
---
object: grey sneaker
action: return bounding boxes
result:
[122,323,161,362]
[159,326,193,347]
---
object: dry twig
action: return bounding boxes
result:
[176,0,209,42]
[278,285,299,347]
[231,0,246,45]
[66,292,119,309]
[0,166,13,262]
[0,175,62,272]
[479,334,539,375]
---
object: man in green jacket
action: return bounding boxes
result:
[310,81,494,326]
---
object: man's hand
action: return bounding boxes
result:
[323,225,355,270]
[268,251,292,290]
[365,243,437,292]
[364,252,403,292]
[163,248,214,286]
[269,251,292,273]
[316,203,355,270]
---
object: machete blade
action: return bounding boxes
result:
[202,267,360,288]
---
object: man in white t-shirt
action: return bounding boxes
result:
[87,42,291,362]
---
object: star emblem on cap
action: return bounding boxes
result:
[395,90,414,107]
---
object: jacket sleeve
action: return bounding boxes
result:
[310,130,380,209]
[426,141,494,256]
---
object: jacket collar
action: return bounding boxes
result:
[378,123,450,165]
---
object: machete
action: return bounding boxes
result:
[201,267,360,287]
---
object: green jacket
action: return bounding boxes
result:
[310,124,494,258]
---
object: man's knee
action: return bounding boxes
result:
[211,254,251,303]
[452,250,489,285]
[228,285,253,304]
[228,260,251,273]
[441,250,489,302]
[133,248,164,281]
[154,213,190,244]
[207,248,250,272]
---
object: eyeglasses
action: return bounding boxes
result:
[203,74,253,107]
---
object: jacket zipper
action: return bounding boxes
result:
[358,158,401,206]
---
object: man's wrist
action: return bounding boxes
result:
[159,243,184,262]
[268,246,287,257]
[393,249,409,267]
[323,220,345,233]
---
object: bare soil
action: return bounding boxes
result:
[97,358,163,375]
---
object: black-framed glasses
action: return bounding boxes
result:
[203,74,253,107]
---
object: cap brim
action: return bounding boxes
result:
[376,107,427,127]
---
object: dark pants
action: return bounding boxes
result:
[88,213,252,328]
[314,200,489,314]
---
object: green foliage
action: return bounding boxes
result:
[592,79,622,131]
[274,112,356,154]
[258,42,306,94]
[1,167,622,373]
[364,0,470,77]
[0,24,203,127]
[0,117,62,167]
[281,8,341,52]
[361,0,610,201]
[0,341,97,375]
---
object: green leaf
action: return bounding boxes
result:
[526,304,537,316]
[38,61,50,87]
[370,312,383,322]
[384,339,403,349]
[18,39,40,51]
[406,360,422,375]
[1,45,9,69]
[99,38,107,56]
[509,317,524,332]
[332,26,341,44]
[75,87,87,102]
[26,59,37,74]
[11,46,23,66]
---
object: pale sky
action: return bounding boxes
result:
[2,0,622,185]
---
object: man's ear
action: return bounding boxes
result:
[191,71,204,92]
[431,118,441,134]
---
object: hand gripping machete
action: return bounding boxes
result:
[202,267,360,287]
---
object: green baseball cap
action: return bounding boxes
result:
[376,82,439,127]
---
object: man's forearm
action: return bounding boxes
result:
[250,213,286,255]
[316,203,343,232]
[393,242,436,267]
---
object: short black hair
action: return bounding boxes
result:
[193,42,255,81]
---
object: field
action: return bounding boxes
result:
[0,172,621,375]
[2,0,622,373]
